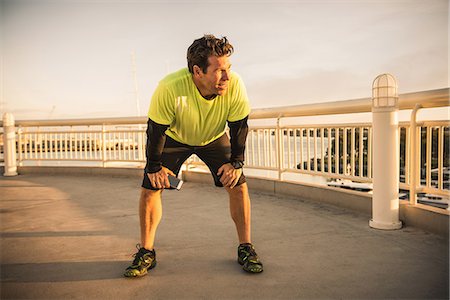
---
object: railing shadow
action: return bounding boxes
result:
[1,261,129,282]
[0,231,111,238]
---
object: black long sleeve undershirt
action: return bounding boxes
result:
[145,119,169,174]
[228,115,249,164]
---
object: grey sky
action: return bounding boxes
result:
[1,0,448,120]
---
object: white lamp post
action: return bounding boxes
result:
[369,74,402,230]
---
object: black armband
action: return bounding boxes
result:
[228,116,249,164]
[145,119,169,173]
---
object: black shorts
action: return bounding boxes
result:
[142,134,246,190]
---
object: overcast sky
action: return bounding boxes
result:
[1,0,448,120]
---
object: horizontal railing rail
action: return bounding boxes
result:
[249,88,449,119]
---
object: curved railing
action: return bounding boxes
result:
[1,88,449,210]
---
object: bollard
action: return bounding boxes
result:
[3,113,18,176]
[369,74,402,230]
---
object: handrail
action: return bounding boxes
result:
[10,116,148,127]
[249,88,449,119]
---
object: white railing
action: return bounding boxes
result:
[242,121,449,194]
[244,124,373,182]
[15,125,146,165]
[1,88,449,210]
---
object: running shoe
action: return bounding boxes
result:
[124,245,157,278]
[237,243,263,273]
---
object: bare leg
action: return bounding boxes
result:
[139,188,163,250]
[226,183,251,244]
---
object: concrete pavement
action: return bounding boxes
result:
[0,172,448,299]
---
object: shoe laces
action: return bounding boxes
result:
[131,244,152,265]
[240,243,258,258]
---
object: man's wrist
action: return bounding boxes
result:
[145,161,162,173]
[230,160,244,169]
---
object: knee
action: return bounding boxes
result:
[141,188,162,202]
[226,183,248,197]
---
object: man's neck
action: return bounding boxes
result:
[192,74,217,100]
[202,94,217,100]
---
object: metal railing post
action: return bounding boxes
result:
[102,124,107,167]
[409,104,422,205]
[17,127,23,166]
[276,116,282,180]
[138,124,144,161]
[3,113,18,176]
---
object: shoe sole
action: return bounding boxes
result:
[242,264,264,273]
[124,260,157,278]
[238,258,263,273]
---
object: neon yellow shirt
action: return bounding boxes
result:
[148,68,251,146]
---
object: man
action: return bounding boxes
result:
[124,34,263,278]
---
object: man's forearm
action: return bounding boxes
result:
[145,119,169,173]
[228,116,249,163]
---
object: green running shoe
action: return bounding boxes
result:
[237,243,263,273]
[124,245,157,278]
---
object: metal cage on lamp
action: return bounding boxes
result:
[372,73,398,110]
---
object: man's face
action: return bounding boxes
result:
[194,55,231,98]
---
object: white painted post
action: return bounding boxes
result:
[369,74,402,230]
[409,104,422,206]
[102,124,107,167]
[276,117,283,180]
[3,113,18,176]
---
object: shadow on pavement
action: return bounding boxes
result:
[1,261,129,282]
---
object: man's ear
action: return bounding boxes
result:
[193,65,203,77]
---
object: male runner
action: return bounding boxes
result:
[124,34,263,277]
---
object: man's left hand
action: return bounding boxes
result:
[217,163,242,189]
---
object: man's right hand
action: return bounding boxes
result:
[147,167,175,189]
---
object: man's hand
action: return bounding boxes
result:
[217,163,242,189]
[147,167,175,189]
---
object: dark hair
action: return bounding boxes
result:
[187,34,234,74]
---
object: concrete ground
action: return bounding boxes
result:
[0,172,448,299]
